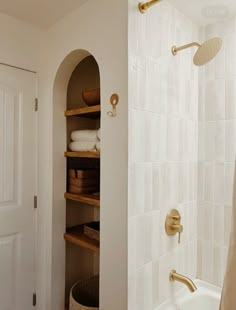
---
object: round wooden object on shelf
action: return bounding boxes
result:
[82,88,100,106]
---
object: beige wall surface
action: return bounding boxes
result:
[0,12,42,71]
[37,0,128,309]
[0,2,128,309]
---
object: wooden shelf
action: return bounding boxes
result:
[65,151,100,158]
[64,192,100,207]
[64,105,100,117]
[64,225,99,253]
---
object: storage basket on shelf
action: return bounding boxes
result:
[69,169,99,179]
[69,275,99,310]
[68,169,99,195]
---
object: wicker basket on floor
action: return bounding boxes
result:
[69,276,99,310]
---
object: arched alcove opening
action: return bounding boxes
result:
[52,49,101,309]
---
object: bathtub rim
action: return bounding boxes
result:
[156,279,222,310]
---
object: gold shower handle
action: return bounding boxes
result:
[165,209,183,244]
[172,224,183,243]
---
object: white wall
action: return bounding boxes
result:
[37,0,128,309]
[0,12,42,71]
[0,9,44,309]
[2,2,235,309]
[128,1,199,309]
[198,17,236,287]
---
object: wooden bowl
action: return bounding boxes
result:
[82,88,100,106]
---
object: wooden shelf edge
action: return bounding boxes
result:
[64,105,101,117]
[64,226,99,253]
[64,151,100,158]
[64,192,100,207]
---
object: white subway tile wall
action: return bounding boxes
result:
[197,18,236,287]
[129,1,198,309]
[129,1,236,308]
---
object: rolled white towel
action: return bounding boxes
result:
[71,130,98,142]
[97,128,101,140]
[69,141,96,152]
[96,141,100,151]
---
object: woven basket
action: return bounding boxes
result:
[68,169,99,194]
[69,276,99,310]
[69,169,99,179]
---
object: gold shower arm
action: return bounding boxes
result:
[139,0,162,13]
[172,42,201,55]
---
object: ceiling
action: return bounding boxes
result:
[0,0,88,28]
[0,0,235,28]
[168,0,236,25]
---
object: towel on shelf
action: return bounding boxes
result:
[69,141,96,152]
[97,128,101,140]
[96,141,100,151]
[71,129,98,142]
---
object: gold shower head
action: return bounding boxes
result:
[172,37,222,66]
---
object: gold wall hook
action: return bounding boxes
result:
[107,94,119,117]
[139,0,162,13]
[165,209,183,244]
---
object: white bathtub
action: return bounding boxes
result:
[157,280,221,310]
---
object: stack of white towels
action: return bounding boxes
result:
[69,129,101,152]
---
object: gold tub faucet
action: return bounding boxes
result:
[169,270,197,293]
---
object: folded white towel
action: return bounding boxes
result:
[96,141,100,151]
[71,130,98,142]
[97,128,101,140]
[69,141,96,152]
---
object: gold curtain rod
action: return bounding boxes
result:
[139,0,162,13]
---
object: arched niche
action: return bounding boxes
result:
[52,49,101,308]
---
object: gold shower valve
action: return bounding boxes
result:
[165,209,183,244]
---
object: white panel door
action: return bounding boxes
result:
[0,65,36,310]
